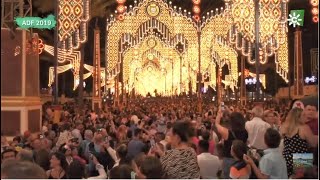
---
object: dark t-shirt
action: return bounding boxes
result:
[223,130,248,158]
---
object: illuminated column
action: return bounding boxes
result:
[92,28,101,111]
[293,28,304,98]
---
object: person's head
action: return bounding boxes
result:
[264,128,281,148]
[61,123,71,132]
[12,136,21,144]
[169,120,194,148]
[1,149,16,162]
[134,128,143,139]
[201,130,210,141]
[67,160,85,179]
[1,160,47,179]
[302,104,317,122]
[140,156,163,179]
[109,164,133,179]
[60,144,72,156]
[155,132,165,143]
[16,149,34,162]
[116,144,128,160]
[94,132,104,144]
[75,121,84,131]
[264,110,275,125]
[251,106,264,118]
[229,112,246,131]
[134,153,146,169]
[84,129,93,141]
[231,140,247,161]
[50,152,68,169]
[198,140,209,153]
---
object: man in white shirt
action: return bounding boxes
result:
[197,140,221,179]
[246,106,271,150]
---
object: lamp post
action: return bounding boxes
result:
[254,0,261,102]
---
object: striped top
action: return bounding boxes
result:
[161,147,201,179]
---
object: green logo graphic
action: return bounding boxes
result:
[14,14,56,30]
[288,10,305,28]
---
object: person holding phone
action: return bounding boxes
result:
[215,107,248,179]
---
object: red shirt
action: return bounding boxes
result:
[208,140,215,155]
[306,118,318,135]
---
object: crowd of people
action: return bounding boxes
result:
[1,96,318,179]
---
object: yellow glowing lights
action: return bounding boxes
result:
[225,0,289,82]
[58,0,90,53]
[310,0,319,23]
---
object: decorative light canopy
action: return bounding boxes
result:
[225,0,289,82]
[58,0,90,53]
[106,0,199,96]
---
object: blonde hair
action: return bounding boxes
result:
[283,108,303,136]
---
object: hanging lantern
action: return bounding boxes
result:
[310,0,318,23]
[192,0,201,21]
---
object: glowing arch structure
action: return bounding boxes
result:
[105,0,199,96]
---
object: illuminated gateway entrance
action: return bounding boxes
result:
[105,0,289,103]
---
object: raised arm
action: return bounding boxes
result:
[215,111,228,140]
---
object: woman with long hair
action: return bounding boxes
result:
[46,152,68,179]
[151,120,200,179]
[215,110,248,179]
[280,108,318,177]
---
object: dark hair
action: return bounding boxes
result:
[1,160,47,179]
[127,130,133,139]
[61,123,71,132]
[109,165,133,179]
[201,130,210,141]
[50,152,68,170]
[172,120,194,143]
[134,153,146,169]
[199,140,209,152]
[1,149,17,159]
[140,156,163,179]
[59,143,70,154]
[155,132,165,140]
[116,144,128,160]
[231,140,247,160]
[264,128,281,148]
[13,136,22,143]
[229,112,246,131]
[134,128,143,137]
[166,122,172,129]
[34,149,50,171]
[67,160,85,179]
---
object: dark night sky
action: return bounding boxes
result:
[34,0,318,96]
